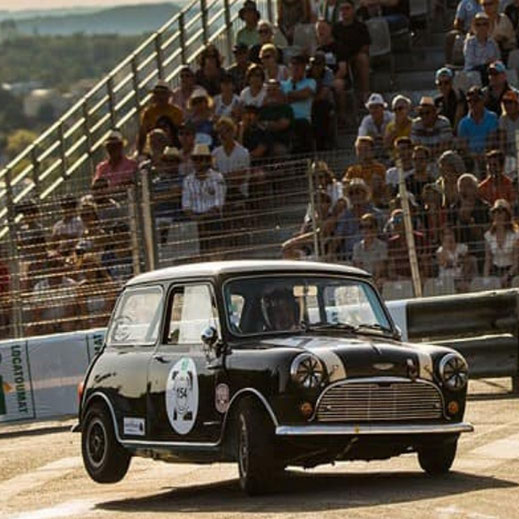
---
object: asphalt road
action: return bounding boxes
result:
[1,378,518,519]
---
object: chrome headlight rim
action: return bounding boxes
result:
[290,353,325,389]
[439,353,469,391]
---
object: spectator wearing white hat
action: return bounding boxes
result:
[182,144,226,255]
[94,130,138,191]
[137,80,183,155]
[358,93,394,162]
[384,94,412,155]
[411,96,453,159]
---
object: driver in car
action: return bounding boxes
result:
[261,288,300,331]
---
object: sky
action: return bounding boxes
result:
[0,0,182,12]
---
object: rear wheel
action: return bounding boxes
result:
[418,439,457,476]
[81,403,131,483]
[236,397,283,495]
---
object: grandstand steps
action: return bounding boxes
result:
[394,47,445,74]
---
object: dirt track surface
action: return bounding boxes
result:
[1,379,519,519]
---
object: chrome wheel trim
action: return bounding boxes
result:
[86,416,108,469]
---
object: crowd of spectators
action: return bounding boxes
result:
[6,0,519,337]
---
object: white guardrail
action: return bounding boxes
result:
[0,302,409,425]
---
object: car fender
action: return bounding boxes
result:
[81,391,120,440]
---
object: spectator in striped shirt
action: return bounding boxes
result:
[182,144,226,255]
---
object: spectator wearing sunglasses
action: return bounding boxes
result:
[434,67,467,132]
[483,60,519,116]
[384,95,412,155]
[249,20,284,64]
[259,44,289,82]
[480,0,516,62]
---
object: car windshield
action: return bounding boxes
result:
[224,275,392,336]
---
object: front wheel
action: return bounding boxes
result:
[81,403,131,483]
[236,398,283,495]
[418,439,457,476]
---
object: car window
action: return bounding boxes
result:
[107,286,163,346]
[166,284,219,345]
[323,284,380,326]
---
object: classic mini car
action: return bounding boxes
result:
[75,260,473,495]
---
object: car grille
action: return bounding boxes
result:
[316,380,443,422]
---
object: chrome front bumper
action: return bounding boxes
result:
[276,422,474,436]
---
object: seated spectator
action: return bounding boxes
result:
[436,149,466,207]
[152,146,184,243]
[240,64,267,108]
[213,117,251,202]
[504,0,519,47]
[101,222,134,285]
[386,208,431,280]
[407,145,434,205]
[182,144,226,256]
[343,136,386,185]
[79,201,109,255]
[421,182,448,249]
[499,89,519,159]
[50,194,85,256]
[478,148,516,203]
[483,60,519,115]
[282,55,317,153]
[16,199,46,262]
[94,130,138,192]
[307,51,335,150]
[187,89,217,148]
[137,81,183,154]
[436,227,473,290]
[458,86,499,157]
[384,95,412,157]
[411,96,453,159]
[356,0,410,33]
[240,104,269,162]
[141,128,169,165]
[434,67,467,131]
[227,43,251,94]
[76,252,115,329]
[370,173,392,216]
[249,20,284,64]
[278,0,312,44]
[332,0,371,101]
[260,44,289,81]
[314,160,344,206]
[195,45,226,96]
[446,0,483,65]
[359,93,394,161]
[449,172,489,272]
[481,0,516,61]
[237,1,261,48]
[90,177,124,230]
[172,66,206,118]
[483,198,519,285]
[315,18,350,123]
[353,212,388,285]
[463,12,501,84]
[29,251,80,336]
[178,122,196,178]
[213,73,242,121]
[386,136,415,193]
[259,79,294,157]
[335,178,383,261]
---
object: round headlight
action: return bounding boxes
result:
[439,353,469,391]
[290,353,325,389]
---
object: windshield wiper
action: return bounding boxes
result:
[299,321,357,333]
[353,323,394,335]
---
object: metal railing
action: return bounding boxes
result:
[0,0,274,238]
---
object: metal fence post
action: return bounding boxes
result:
[201,0,209,44]
[107,76,117,129]
[82,100,95,177]
[4,167,23,339]
[179,12,187,64]
[307,160,320,261]
[140,169,157,271]
[30,145,41,199]
[154,32,164,79]
[267,0,274,23]
[131,55,142,113]
[127,186,141,276]
[223,0,233,65]
[58,122,68,180]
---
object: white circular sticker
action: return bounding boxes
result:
[166,357,199,435]
[215,383,230,414]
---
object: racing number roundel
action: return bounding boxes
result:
[166,358,199,435]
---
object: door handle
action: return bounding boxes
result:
[154,356,170,364]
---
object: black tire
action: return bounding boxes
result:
[418,439,457,476]
[236,397,282,495]
[81,403,131,483]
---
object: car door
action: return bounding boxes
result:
[99,284,164,440]
[147,282,225,443]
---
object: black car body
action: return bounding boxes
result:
[76,260,473,494]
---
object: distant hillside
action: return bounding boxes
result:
[4,3,182,36]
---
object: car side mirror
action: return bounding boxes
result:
[201,326,218,349]
[394,325,402,341]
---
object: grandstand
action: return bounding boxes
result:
[0,0,518,340]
